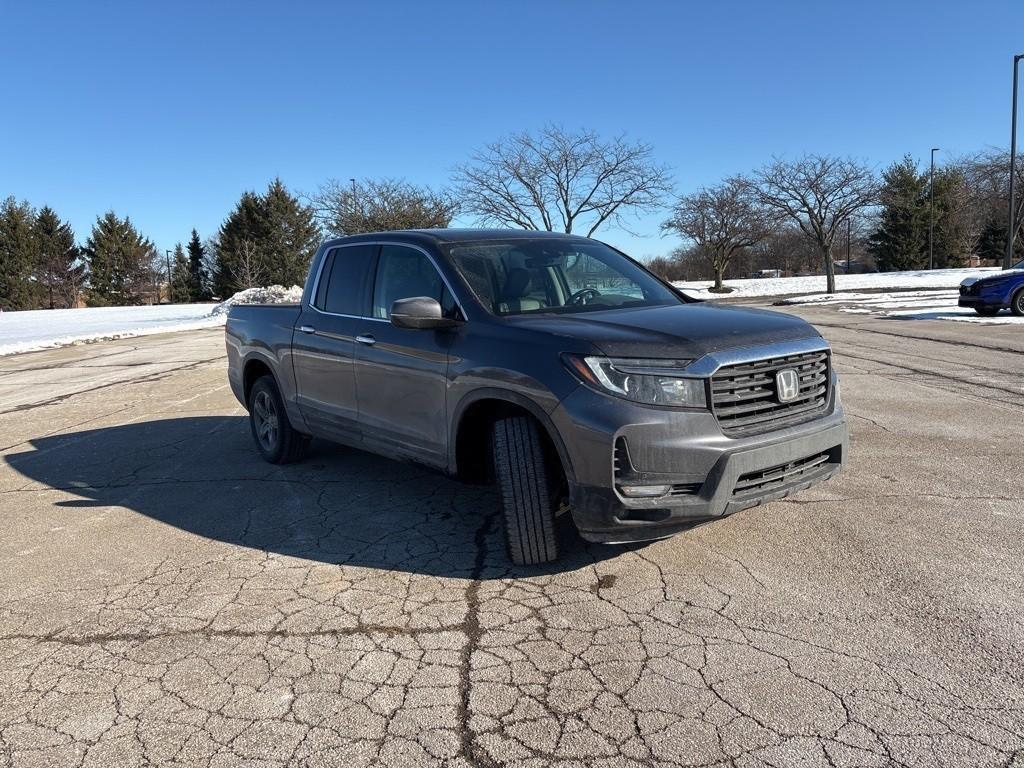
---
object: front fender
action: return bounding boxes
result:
[447,386,577,485]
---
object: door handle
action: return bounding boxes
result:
[299,325,315,334]
[355,334,376,346]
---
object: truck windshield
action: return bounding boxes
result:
[446,239,681,316]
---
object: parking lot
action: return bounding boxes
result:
[1,304,1022,768]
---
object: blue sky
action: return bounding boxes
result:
[2,0,1022,260]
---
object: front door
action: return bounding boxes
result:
[291,244,378,441]
[354,244,460,467]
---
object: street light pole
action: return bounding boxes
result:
[164,249,172,304]
[1006,54,1024,270]
[846,217,852,274]
[929,148,939,270]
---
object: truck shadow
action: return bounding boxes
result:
[6,416,641,579]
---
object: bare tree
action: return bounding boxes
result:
[957,149,1024,263]
[751,155,879,293]
[646,253,693,282]
[661,177,778,291]
[312,178,459,236]
[454,125,673,236]
[231,240,265,290]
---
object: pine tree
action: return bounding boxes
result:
[213,179,320,295]
[186,229,209,301]
[930,167,970,268]
[83,212,157,306]
[868,156,928,272]
[213,191,264,297]
[0,197,40,310]
[33,206,83,308]
[259,178,320,287]
[976,216,1008,264]
[170,243,191,303]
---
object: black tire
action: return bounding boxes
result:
[975,306,1001,316]
[492,416,560,565]
[247,375,309,464]
[1012,288,1024,317]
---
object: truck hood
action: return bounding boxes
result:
[504,302,821,359]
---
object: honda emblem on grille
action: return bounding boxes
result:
[775,368,800,403]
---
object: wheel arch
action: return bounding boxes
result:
[242,353,280,407]
[449,389,576,487]
[1011,283,1024,314]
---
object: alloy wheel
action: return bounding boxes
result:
[252,390,279,452]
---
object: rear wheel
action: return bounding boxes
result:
[491,416,560,565]
[248,375,309,464]
[1012,288,1024,317]
[974,306,1001,316]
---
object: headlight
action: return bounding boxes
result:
[564,355,707,408]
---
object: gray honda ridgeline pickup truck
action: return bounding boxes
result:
[226,229,847,565]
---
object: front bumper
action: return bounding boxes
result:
[957,295,1003,309]
[551,383,848,544]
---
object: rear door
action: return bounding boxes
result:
[292,244,378,441]
[354,244,461,467]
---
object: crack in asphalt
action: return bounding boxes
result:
[0,356,223,415]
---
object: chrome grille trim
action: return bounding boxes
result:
[710,350,830,436]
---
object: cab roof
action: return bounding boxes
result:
[322,228,596,249]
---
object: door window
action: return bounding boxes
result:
[314,245,377,315]
[372,245,455,319]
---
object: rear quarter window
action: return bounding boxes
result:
[314,245,378,315]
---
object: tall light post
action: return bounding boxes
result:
[929,148,939,270]
[846,216,852,274]
[164,249,172,303]
[1006,54,1024,269]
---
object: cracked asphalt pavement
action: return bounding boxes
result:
[0,308,1022,767]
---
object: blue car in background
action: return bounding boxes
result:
[958,260,1024,316]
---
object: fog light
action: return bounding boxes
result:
[618,484,671,498]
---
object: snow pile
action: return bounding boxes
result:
[674,267,1000,300]
[209,284,303,316]
[781,289,1024,325]
[0,285,305,357]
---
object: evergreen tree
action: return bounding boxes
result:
[33,206,83,308]
[186,229,209,301]
[0,197,39,310]
[868,156,928,271]
[259,178,321,286]
[82,212,157,306]
[976,216,1009,264]
[213,179,320,295]
[213,191,264,297]
[169,243,191,303]
[930,167,970,268]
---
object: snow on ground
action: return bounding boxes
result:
[0,285,303,356]
[674,267,1000,300]
[780,289,1024,325]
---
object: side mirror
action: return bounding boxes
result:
[390,296,461,330]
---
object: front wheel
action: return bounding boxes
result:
[491,416,560,565]
[1012,289,1024,317]
[974,306,1001,316]
[248,375,309,464]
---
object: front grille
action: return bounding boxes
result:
[711,350,830,436]
[733,451,834,498]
